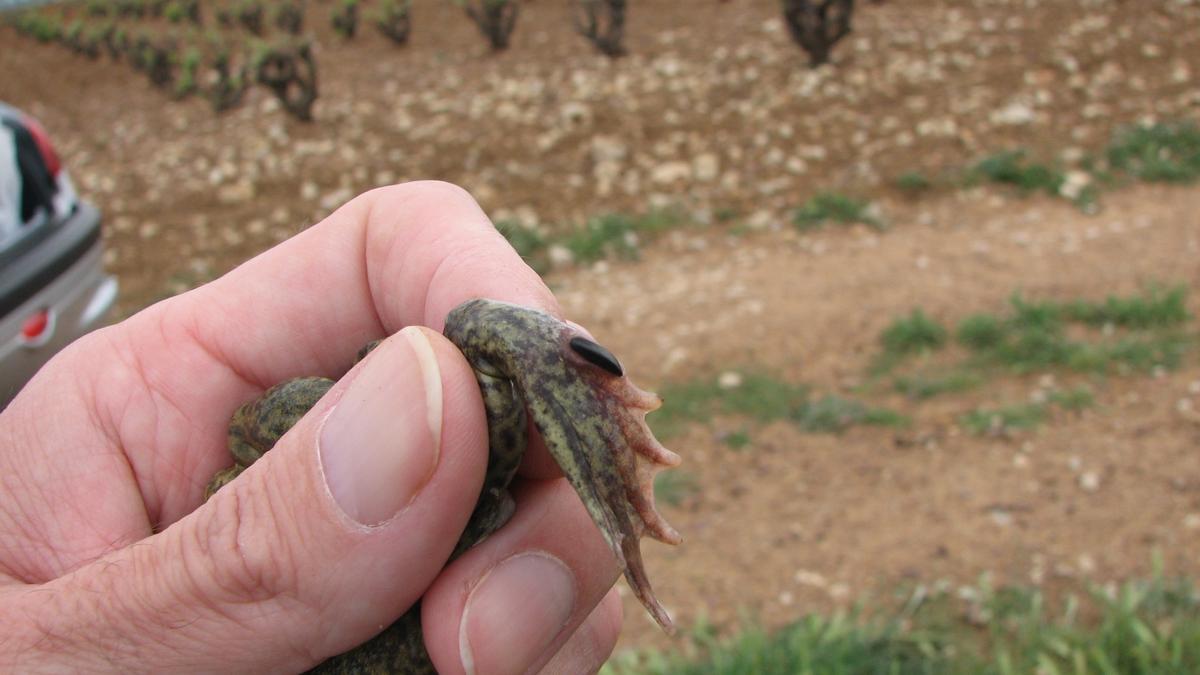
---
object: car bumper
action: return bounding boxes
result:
[0,202,117,408]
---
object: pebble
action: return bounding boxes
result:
[718,371,743,389]
[990,509,1014,527]
[651,161,692,184]
[1078,471,1101,492]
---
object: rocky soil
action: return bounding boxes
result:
[2,0,1200,658]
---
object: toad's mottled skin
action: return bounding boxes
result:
[206,298,681,673]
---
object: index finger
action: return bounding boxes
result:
[190,180,560,387]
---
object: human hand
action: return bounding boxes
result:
[0,181,623,673]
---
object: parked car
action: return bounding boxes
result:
[0,102,117,409]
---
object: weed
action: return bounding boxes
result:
[714,207,740,223]
[721,429,752,450]
[650,372,900,438]
[881,309,947,356]
[1106,122,1200,183]
[899,288,1200,376]
[604,575,1200,675]
[961,402,1047,435]
[968,150,1065,195]
[894,171,933,195]
[793,192,881,231]
[956,313,1007,350]
[894,371,982,399]
[1048,386,1095,411]
[962,386,1094,435]
[1061,285,1190,329]
[564,211,680,264]
[1067,334,1190,373]
[651,373,809,438]
[794,395,908,433]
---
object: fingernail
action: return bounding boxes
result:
[459,553,577,675]
[319,327,442,526]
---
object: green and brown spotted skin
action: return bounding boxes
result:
[206,299,681,673]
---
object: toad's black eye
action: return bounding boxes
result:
[569,336,623,377]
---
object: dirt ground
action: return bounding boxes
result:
[2,0,1199,659]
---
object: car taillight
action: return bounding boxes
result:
[20,309,50,343]
[22,116,62,177]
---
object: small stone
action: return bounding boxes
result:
[991,100,1036,126]
[217,180,256,204]
[718,371,743,389]
[1059,171,1092,201]
[693,153,720,182]
[547,244,574,268]
[989,509,1013,527]
[590,136,628,164]
[1184,514,1200,530]
[301,181,319,201]
[1078,471,1101,492]
[560,101,592,128]
[651,161,692,184]
[794,570,828,588]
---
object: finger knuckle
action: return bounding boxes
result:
[191,478,300,606]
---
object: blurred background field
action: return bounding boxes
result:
[3,0,1200,671]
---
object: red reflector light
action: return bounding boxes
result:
[21,310,49,341]
[22,116,62,177]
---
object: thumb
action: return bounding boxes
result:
[10,327,489,672]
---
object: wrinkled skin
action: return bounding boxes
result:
[208,298,681,672]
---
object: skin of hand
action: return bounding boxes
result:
[0,181,624,674]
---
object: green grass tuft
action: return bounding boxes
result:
[881,309,948,356]
[968,150,1065,195]
[956,314,1007,351]
[651,373,902,438]
[895,171,934,195]
[721,429,752,450]
[1106,122,1200,183]
[894,371,982,399]
[961,386,1094,435]
[566,211,681,263]
[793,192,882,231]
[961,402,1047,435]
[880,287,1194,380]
[1048,386,1095,411]
[607,575,1200,675]
[1061,286,1190,329]
[794,395,909,433]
